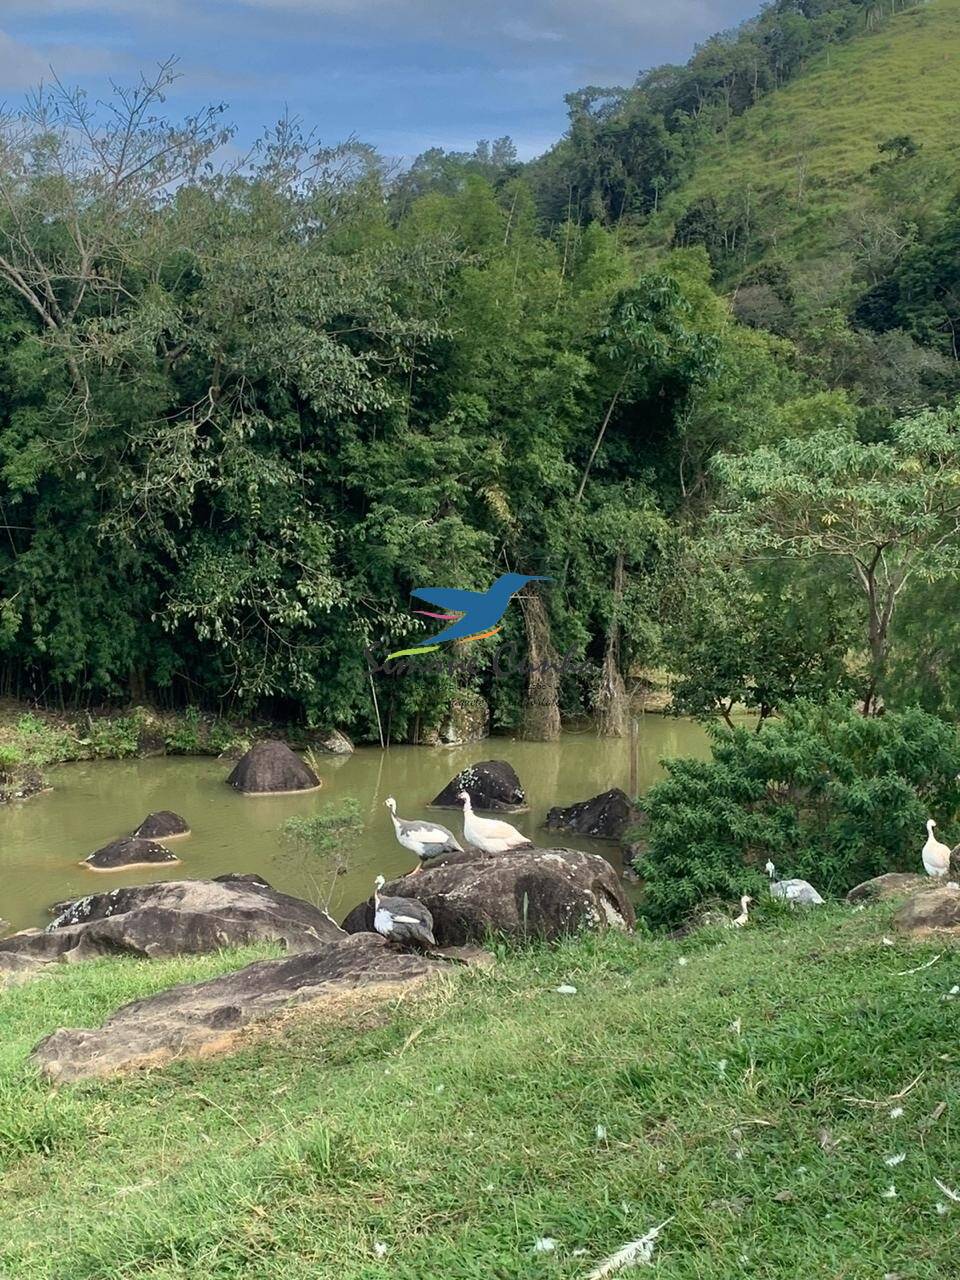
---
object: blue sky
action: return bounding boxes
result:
[1,1,759,162]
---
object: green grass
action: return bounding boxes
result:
[1,907,959,1278]
[665,0,960,272]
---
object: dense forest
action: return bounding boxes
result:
[2,0,960,745]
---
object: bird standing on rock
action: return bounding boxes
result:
[765,861,824,905]
[385,796,462,871]
[372,875,436,948]
[922,818,952,880]
[458,790,532,854]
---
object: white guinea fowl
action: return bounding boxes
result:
[384,796,462,870]
[922,818,952,880]
[372,875,436,948]
[765,860,824,906]
[458,790,531,854]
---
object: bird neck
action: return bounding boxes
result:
[927,820,936,835]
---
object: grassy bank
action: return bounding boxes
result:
[0,700,254,769]
[1,904,959,1278]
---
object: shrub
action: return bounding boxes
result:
[164,707,204,755]
[280,799,363,910]
[12,714,74,765]
[87,715,140,759]
[636,700,960,928]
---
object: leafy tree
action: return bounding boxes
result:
[636,700,960,927]
[712,409,960,713]
[661,554,854,726]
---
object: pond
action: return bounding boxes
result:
[0,718,711,933]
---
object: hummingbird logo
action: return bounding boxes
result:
[387,573,551,660]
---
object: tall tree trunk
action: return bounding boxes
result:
[520,589,560,741]
[596,552,628,737]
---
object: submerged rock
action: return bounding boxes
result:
[226,740,320,794]
[544,788,640,841]
[31,932,466,1082]
[343,846,633,945]
[430,759,526,811]
[83,836,180,872]
[132,810,191,840]
[0,876,341,966]
[893,885,960,936]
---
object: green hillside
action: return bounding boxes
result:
[665,0,960,276]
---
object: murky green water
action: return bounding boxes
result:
[0,719,710,933]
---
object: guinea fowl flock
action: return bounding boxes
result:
[373,788,532,947]
[375,786,960,945]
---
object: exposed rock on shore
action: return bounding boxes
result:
[343,845,633,945]
[0,876,341,966]
[32,932,464,1082]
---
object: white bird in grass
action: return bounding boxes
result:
[765,860,824,906]
[372,875,436,948]
[922,818,952,880]
[458,790,532,854]
[384,796,462,871]
[732,894,753,927]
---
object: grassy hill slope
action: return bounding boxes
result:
[1,905,959,1278]
[664,0,960,276]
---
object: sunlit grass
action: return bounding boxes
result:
[1,905,959,1277]
[667,0,960,265]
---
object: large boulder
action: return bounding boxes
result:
[0,950,50,982]
[544,788,641,841]
[342,846,633,945]
[32,933,458,1082]
[430,759,526,811]
[226,740,320,795]
[82,836,180,872]
[132,810,191,840]
[846,872,930,904]
[893,886,960,936]
[0,876,341,966]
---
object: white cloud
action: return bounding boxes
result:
[0,30,49,91]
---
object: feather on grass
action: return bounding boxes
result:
[583,1218,673,1278]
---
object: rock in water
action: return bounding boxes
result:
[544,788,640,841]
[132,810,191,840]
[313,729,354,755]
[226,740,320,794]
[0,876,342,966]
[430,759,526,811]
[82,836,180,872]
[893,885,960,936]
[342,846,633,944]
[31,932,460,1082]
